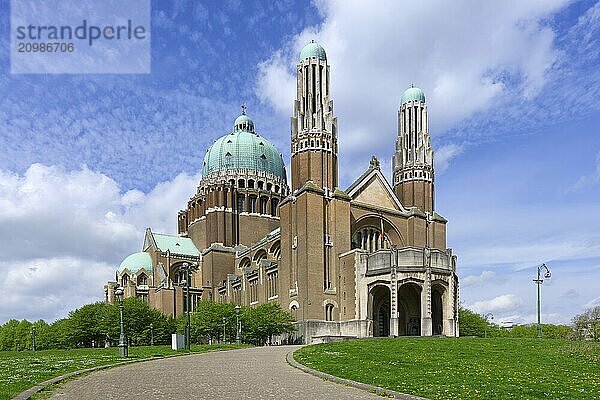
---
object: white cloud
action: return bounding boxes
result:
[0,257,114,322]
[435,143,464,173]
[584,296,600,309]
[469,294,522,314]
[256,0,568,185]
[461,270,497,287]
[0,164,199,323]
[573,151,600,190]
[256,51,297,116]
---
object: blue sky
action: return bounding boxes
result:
[0,0,599,326]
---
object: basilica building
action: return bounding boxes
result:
[105,41,460,342]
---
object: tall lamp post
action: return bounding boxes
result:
[235,305,241,345]
[533,263,551,339]
[223,316,226,344]
[30,326,36,351]
[150,322,154,346]
[180,262,198,351]
[484,313,494,338]
[114,286,128,357]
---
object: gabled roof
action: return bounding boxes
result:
[143,228,201,257]
[346,156,408,213]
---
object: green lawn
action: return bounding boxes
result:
[294,338,600,400]
[0,344,245,400]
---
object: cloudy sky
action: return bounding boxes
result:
[1,0,599,326]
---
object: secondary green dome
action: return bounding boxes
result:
[300,40,327,62]
[233,114,254,132]
[118,252,152,274]
[202,114,287,181]
[401,85,426,105]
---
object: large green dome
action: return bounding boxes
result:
[118,252,152,274]
[202,114,287,181]
[401,85,426,105]
[299,40,327,62]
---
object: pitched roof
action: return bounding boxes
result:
[152,232,201,257]
[346,157,407,212]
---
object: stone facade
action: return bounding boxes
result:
[105,41,460,343]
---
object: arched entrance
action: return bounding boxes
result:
[432,286,444,335]
[398,283,422,336]
[370,285,391,337]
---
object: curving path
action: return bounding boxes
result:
[49,346,383,399]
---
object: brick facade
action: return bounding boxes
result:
[105,41,459,343]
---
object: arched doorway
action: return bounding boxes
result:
[398,283,422,336]
[370,285,391,337]
[432,286,444,335]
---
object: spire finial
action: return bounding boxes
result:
[241,103,247,115]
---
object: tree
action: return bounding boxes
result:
[180,301,236,343]
[181,301,295,345]
[241,302,295,345]
[572,306,600,341]
[458,307,494,337]
[0,319,20,350]
[121,297,174,345]
[68,302,112,347]
[46,318,73,349]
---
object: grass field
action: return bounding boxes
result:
[294,338,600,400]
[0,344,245,400]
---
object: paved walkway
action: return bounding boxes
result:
[49,346,383,399]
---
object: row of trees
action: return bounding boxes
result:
[458,306,600,340]
[0,298,174,351]
[0,299,296,351]
[175,301,295,346]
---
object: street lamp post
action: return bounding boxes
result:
[533,263,551,339]
[223,316,226,343]
[150,322,154,346]
[114,287,128,357]
[180,262,198,351]
[30,326,36,351]
[484,313,494,338]
[235,305,241,345]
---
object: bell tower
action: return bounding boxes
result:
[290,40,338,192]
[280,41,351,323]
[392,85,434,213]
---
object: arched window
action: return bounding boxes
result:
[253,250,267,264]
[237,194,245,211]
[270,241,281,259]
[239,258,251,270]
[137,274,147,286]
[351,226,389,252]
[259,197,268,214]
[122,274,129,287]
[325,304,334,321]
[248,195,257,213]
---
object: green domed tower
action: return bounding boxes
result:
[178,108,289,249]
[202,113,287,182]
[290,40,338,192]
[392,85,434,213]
